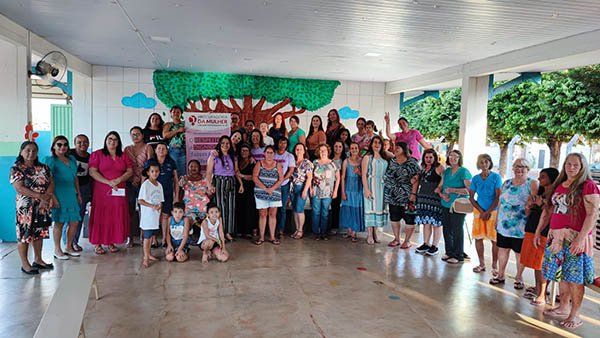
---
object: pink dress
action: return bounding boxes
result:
[88,150,132,245]
[394,129,424,160]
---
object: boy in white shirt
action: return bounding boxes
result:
[138,163,164,268]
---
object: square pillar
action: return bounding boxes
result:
[459,75,489,173]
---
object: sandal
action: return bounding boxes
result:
[293,231,304,239]
[530,298,545,306]
[489,277,506,285]
[94,246,106,255]
[109,245,119,253]
[387,240,400,247]
[254,239,264,246]
[269,239,281,245]
[351,236,358,243]
[366,238,375,245]
[525,286,536,293]
[72,243,83,252]
[560,318,583,329]
[289,231,298,239]
[472,265,486,273]
[514,280,525,290]
[523,291,537,300]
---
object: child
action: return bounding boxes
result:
[198,203,229,263]
[138,163,164,268]
[165,202,191,262]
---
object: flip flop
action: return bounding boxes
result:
[560,318,583,329]
[109,245,119,253]
[94,246,106,255]
[387,240,400,247]
[530,298,546,306]
[489,277,506,285]
[254,239,264,246]
[72,243,83,252]
[543,308,570,318]
[399,243,412,249]
[473,265,486,273]
[514,280,525,290]
[269,239,281,245]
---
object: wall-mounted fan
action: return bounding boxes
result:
[29,51,68,89]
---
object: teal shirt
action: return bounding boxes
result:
[288,128,306,153]
[441,166,472,209]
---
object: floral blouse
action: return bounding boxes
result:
[292,159,314,187]
[178,175,210,221]
[311,160,339,199]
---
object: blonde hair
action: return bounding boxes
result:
[553,153,592,217]
[512,157,531,170]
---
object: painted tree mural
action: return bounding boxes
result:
[153,70,340,124]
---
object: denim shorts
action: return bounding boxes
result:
[255,198,282,209]
[142,229,159,239]
[171,238,191,249]
[291,183,308,213]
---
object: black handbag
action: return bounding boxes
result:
[31,204,52,228]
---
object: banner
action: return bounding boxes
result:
[184,112,231,172]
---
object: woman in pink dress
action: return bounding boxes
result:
[384,112,431,160]
[89,131,133,254]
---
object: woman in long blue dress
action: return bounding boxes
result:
[44,136,81,260]
[361,136,389,245]
[341,142,364,242]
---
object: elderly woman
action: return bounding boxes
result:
[311,143,340,240]
[11,141,55,274]
[490,158,538,286]
[383,141,420,248]
[88,131,133,255]
[439,150,472,264]
[162,105,186,175]
[124,126,154,247]
[253,145,283,245]
[206,135,243,241]
[44,136,81,260]
[384,112,431,160]
[538,153,599,329]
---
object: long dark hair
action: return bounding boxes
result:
[331,140,347,161]
[326,109,341,130]
[250,129,264,148]
[538,167,559,196]
[50,135,69,157]
[293,142,308,161]
[272,113,287,132]
[15,141,41,165]
[230,130,244,154]
[215,135,236,165]
[307,115,324,139]
[367,135,387,159]
[144,113,164,130]
[102,131,123,156]
[339,128,352,148]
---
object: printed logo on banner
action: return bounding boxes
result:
[184,113,231,173]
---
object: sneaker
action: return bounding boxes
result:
[426,245,439,256]
[415,243,430,254]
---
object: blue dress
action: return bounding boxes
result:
[44,155,81,223]
[340,160,364,232]
[363,155,388,227]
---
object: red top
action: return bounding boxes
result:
[549,179,599,232]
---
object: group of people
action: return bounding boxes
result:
[10,107,599,330]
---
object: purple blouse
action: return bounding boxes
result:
[211,154,236,177]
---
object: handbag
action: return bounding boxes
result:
[31,204,52,228]
[451,197,473,214]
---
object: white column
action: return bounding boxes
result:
[459,75,489,173]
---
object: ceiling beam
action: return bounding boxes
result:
[386,28,600,94]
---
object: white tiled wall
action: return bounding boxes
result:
[90,66,399,147]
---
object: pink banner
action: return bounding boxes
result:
[184,113,230,172]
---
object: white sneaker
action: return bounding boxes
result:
[64,251,81,257]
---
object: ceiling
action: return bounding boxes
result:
[1,0,600,82]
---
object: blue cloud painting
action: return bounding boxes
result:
[121,92,157,109]
[338,106,360,119]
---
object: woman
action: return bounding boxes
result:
[10,141,55,274]
[68,134,91,252]
[351,117,367,145]
[414,149,445,256]
[206,135,243,241]
[490,158,538,286]
[325,109,344,148]
[539,154,599,329]
[311,143,340,240]
[288,115,306,153]
[253,145,283,245]
[384,112,431,160]
[269,113,288,146]
[147,142,179,247]
[361,136,389,244]
[89,131,132,254]
[230,130,244,155]
[236,144,258,238]
[290,143,313,239]
[250,129,266,162]
[274,137,296,237]
[178,160,211,240]
[260,122,275,146]
[143,112,165,145]
[383,142,420,248]
[306,115,326,160]
[124,126,154,247]
[520,167,559,306]
[469,154,502,274]
[339,128,352,157]
[44,136,81,260]
[162,106,186,175]
[329,140,346,235]
[439,150,472,264]
[340,142,364,242]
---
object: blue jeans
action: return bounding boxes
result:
[276,182,291,232]
[63,183,91,245]
[311,197,332,236]
[169,147,186,176]
[290,183,307,213]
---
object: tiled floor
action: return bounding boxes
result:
[0,230,599,338]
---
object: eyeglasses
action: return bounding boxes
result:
[56,143,68,147]
[514,165,528,169]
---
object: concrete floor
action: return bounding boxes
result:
[1,230,599,338]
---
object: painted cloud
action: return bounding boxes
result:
[121,92,157,109]
[338,106,360,119]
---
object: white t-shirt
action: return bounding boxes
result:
[198,218,220,243]
[274,151,296,185]
[138,180,164,230]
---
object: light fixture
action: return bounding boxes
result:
[364,52,381,57]
[149,36,172,43]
